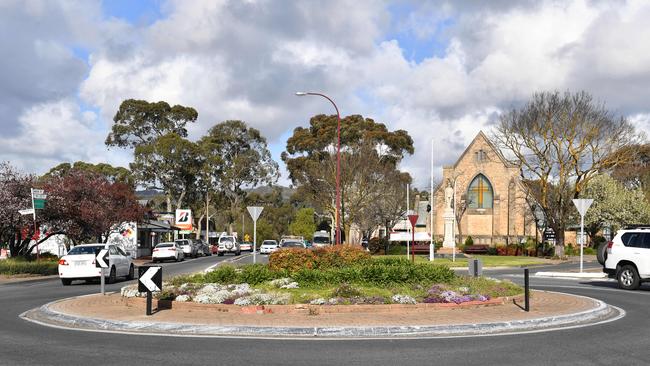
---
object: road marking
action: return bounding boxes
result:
[204,253,253,272]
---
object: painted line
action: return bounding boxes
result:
[204,253,253,272]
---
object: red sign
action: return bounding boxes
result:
[407,214,419,228]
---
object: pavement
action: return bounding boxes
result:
[2,255,650,366]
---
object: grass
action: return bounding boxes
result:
[0,258,59,275]
[377,254,549,267]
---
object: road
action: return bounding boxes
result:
[1,256,649,366]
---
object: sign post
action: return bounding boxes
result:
[138,266,162,316]
[573,198,594,273]
[30,188,46,261]
[247,206,264,264]
[408,214,419,264]
[95,248,109,295]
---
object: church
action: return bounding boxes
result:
[429,131,536,247]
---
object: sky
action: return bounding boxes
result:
[1,0,650,190]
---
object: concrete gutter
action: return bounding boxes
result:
[21,292,621,339]
[534,272,607,279]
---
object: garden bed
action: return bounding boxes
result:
[0,258,58,275]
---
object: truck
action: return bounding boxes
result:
[312,231,331,248]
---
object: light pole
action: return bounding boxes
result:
[296,91,342,245]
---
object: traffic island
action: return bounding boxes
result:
[21,290,622,338]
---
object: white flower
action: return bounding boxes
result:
[175,295,191,302]
[269,278,293,288]
[310,298,326,305]
[391,294,417,304]
[280,282,299,289]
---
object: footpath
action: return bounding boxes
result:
[22,290,621,338]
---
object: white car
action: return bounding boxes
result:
[58,244,134,286]
[260,240,279,254]
[152,242,184,263]
[175,239,197,258]
[603,226,650,290]
[217,235,241,256]
[240,242,253,252]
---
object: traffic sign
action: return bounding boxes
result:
[32,189,44,195]
[95,249,109,268]
[407,214,419,228]
[573,199,593,217]
[19,209,34,215]
[138,266,162,293]
[247,206,264,221]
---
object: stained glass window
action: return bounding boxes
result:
[467,174,493,209]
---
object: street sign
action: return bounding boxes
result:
[407,214,419,228]
[95,249,109,268]
[247,206,264,221]
[138,266,162,293]
[32,189,44,195]
[573,199,593,217]
[32,194,47,199]
[19,209,34,215]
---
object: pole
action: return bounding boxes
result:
[406,183,410,261]
[430,139,434,262]
[100,267,105,295]
[524,268,530,312]
[146,291,153,316]
[31,188,39,261]
[205,192,209,246]
[452,178,457,262]
[253,219,257,264]
[580,215,584,273]
[411,221,415,263]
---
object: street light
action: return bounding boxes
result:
[295,91,342,245]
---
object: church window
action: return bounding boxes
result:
[474,149,487,162]
[467,174,493,209]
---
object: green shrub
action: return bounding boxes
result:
[203,265,238,283]
[269,245,371,272]
[237,264,275,285]
[387,244,407,255]
[331,283,363,298]
[0,259,58,275]
[464,236,474,246]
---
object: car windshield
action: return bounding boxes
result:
[282,241,303,247]
[67,246,104,255]
[220,237,234,243]
[263,241,276,246]
[313,237,329,244]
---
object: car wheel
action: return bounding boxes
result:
[107,267,117,284]
[218,252,224,256]
[597,242,608,265]
[617,264,640,290]
[61,278,72,286]
[126,264,135,280]
[235,251,241,256]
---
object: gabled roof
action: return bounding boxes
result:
[452,131,516,169]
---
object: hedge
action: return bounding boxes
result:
[0,259,59,276]
[268,245,372,272]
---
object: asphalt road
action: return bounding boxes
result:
[1,257,649,366]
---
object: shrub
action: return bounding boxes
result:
[464,236,474,246]
[331,283,363,298]
[487,246,498,255]
[237,264,275,285]
[269,245,371,272]
[203,265,238,284]
[368,237,384,254]
[0,259,58,275]
[387,244,407,255]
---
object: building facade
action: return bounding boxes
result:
[430,131,536,245]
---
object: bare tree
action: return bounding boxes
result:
[493,91,640,255]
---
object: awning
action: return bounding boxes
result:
[389,231,432,242]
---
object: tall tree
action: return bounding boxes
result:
[198,120,279,232]
[0,163,41,257]
[131,133,201,212]
[282,114,414,241]
[106,99,198,149]
[289,208,316,240]
[610,144,650,202]
[43,161,134,186]
[493,91,640,255]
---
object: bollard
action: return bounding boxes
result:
[524,268,530,312]
[473,259,479,277]
[146,292,153,316]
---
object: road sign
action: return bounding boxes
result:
[32,189,44,195]
[32,194,47,199]
[138,266,162,293]
[247,206,264,221]
[19,209,34,215]
[407,214,419,227]
[573,199,593,216]
[95,249,109,268]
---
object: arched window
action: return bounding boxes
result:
[467,174,493,209]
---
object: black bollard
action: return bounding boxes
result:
[524,268,530,312]
[146,291,153,316]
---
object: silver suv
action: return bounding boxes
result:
[217,235,241,256]
[603,226,650,290]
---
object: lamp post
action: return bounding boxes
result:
[296,92,342,245]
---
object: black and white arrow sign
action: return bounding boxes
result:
[138,266,162,293]
[95,249,109,268]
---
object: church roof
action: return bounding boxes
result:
[451,130,516,169]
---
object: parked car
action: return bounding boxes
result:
[176,239,198,258]
[240,241,253,252]
[260,240,279,254]
[58,244,134,286]
[196,239,211,256]
[153,242,184,263]
[280,240,307,249]
[603,226,650,290]
[280,235,304,246]
[217,235,241,256]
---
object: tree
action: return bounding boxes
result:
[610,144,650,202]
[282,114,414,241]
[581,174,650,241]
[106,99,198,149]
[289,208,316,240]
[198,120,279,232]
[0,163,41,257]
[131,133,201,212]
[43,161,134,186]
[493,91,640,255]
[41,170,145,244]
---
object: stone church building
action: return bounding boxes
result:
[430,131,536,246]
